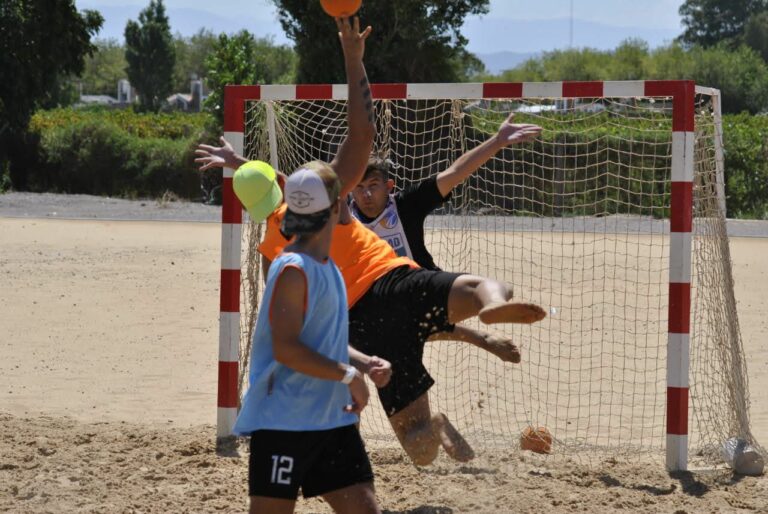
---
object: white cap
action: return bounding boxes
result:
[284,168,332,215]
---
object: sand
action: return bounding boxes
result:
[1,211,767,513]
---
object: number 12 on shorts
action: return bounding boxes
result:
[270,455,294,485]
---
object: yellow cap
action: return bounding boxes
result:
[232,160,283,223]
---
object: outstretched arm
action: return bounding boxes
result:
[330,17,375,196]
[435,114,542,198]
[194,136,247,171]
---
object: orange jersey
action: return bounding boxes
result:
[259,204,418,308]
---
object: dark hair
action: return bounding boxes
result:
[364,154,394,182]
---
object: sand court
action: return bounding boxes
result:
[1,215,767,512]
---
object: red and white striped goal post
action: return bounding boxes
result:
[220,80,696,470]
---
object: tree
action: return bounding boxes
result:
[204,31,296,126]
[687,44,768,113]
[498,48,615,82]
[271,0,489,83]
[610,39,650,80]
[80,39,128,96]
[0,0,102,188]
[172,29,217,94]
[124,0,176,112]
[678,0,768,48]
[744,11,768,62]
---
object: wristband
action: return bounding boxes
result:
[341,364,357,385]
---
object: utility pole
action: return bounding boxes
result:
[569,0,574,48]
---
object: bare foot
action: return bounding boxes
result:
[479,301,546,325]
[433,413,475,462]
[480,333,521,363]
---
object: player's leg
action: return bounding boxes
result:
[302,425,379,513]
[247,430,304,514]
[428,325,521,363]
[347,267,475,465]
[389,392,474,465]
[446,274,546,325]
[321,482,379,514]
[249,497,296,514]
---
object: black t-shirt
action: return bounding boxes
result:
[351,176,451,270]
[394,176,451,270]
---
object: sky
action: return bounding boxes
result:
[76,0,687,55]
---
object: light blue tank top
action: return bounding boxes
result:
[232,252,357,434]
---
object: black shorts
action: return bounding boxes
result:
[349,265,463,417]
[248,424,373,500]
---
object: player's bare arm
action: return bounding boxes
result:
[330,16,375,196]
[435,113,543,197]
[271,267,369,413]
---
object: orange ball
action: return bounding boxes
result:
[520,426,553,454]
[320,0,362,18]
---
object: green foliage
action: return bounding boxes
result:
[678,0,768,48]
[27,108,207,198]
[173,29,217,93]
[685,45,768,113]
[81,39,128,96]
[495,41,768,114]
[20,105,768,217]
[30,108,210,139]
[499,48,613,82]
[464,110,768,219]
[125,0,176,112]
[204,32,296,127]
[612,39,650,80]
[744,11,768,62]
[462,110,672,217]
[0,0,102,188]
[270,0,489,83]
[40,74,82,110]
[721,113,768,219]
[496,39,651,83]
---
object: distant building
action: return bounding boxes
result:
[117,79,134,104]
[78,94,121,106]
[76,79,136,108]
[167,79,207,112]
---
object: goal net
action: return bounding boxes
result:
[227,82,760,468]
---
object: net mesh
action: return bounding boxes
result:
[238,89,760,463]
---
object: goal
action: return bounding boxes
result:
[218,80,761,471]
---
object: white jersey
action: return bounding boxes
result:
[350,195,414,260]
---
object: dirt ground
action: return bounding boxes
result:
[1,194,766,513]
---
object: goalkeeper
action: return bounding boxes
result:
[349,114,542,363]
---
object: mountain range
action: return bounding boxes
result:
[85,5,681,75]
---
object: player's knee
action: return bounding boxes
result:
[477,277,513,299]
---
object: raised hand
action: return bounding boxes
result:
[497,113,543,146]
[335,16,372,62]
[194,136,240,171]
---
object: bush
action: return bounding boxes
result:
[27,108,210,198]
[464,110,768,219]
[30,107,210,139]
[495,42,768,114]
[723,113,768,219]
